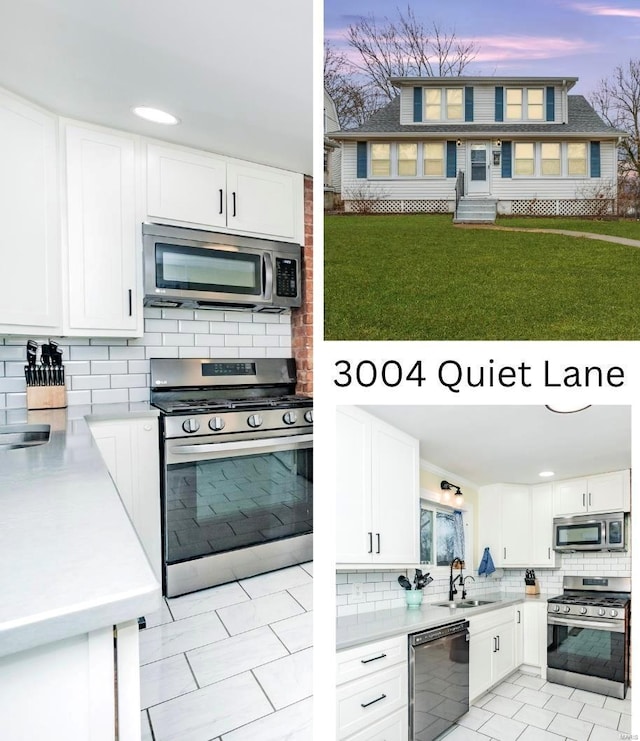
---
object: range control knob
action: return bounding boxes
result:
[208,417,225,432]
[304,410,313,424]
[552,605,560,613]
[283,411,298,425]
[598,608,606,617]
[182,418,200,434]
[563,606,571,614]
[579,607,588,615]
[247,414,263,429]
[610,609,618,618]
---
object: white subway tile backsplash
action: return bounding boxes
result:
[0,306,292,408]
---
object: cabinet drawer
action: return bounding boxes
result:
[337,635,406,685]
[337,664,407,740]
[343,707,407,741]
[469,605,515,635]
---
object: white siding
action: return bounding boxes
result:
[400,87,414,125]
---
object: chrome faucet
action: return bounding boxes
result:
[449,557,464,601]
[462,575,475,600]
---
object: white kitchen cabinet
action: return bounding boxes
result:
[514,604,524,668]
[553,470,630,516]
[336,406,419,565]
[146,142,302,242]
[522,601,547,677]
[336,635,408,741]
[88,416,162,581]
[0,89,61,335]
[64,123,142,336]
[0,620,139,741]
[479,484,557,568]
[469,606,518,701]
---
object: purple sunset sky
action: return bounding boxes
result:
[324,0,640,95]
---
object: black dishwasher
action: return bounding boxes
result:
[409,620,470,740]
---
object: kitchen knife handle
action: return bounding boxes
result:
[128,289,133,317]
[367,532,373,554]
[219,189,223,214]
[376,533,381,554]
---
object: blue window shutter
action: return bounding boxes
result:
[413,87,422,122]
[502,141,512,178]
[495,86,504,122]
[590,141,601,178]
[465,87,474,122]
[546,86,555,121]
[357,141,367,178]
[446,141,457,178]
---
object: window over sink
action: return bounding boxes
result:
[420,505,466,566]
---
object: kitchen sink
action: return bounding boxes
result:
[0,424,50,450]
[435,599,495,609]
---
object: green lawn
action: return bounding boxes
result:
[497,216,640,240]
[324,214,640,340]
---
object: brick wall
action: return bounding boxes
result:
[292,176,313,396]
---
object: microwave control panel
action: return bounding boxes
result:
[275,258,299,298]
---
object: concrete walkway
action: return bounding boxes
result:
[454,223,640,249]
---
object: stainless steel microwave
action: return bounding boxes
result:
[143,223,301,312]
[553,512,627,552]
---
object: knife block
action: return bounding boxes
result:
[26,385,67,410]
[525,581,540,595]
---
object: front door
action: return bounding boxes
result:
[467,142,490,195]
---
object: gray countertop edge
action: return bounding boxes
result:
[0,403,162,659]
[337,592,549,650]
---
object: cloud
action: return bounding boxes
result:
[462,35,597,62]
[572,3,640,18]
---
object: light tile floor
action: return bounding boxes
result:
[139,563,313,741]
[444,670,633,741]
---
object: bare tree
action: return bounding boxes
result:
[324,5,478,129]
[590,59,640,214]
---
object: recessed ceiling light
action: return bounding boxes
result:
[539,471,555,477]
[132,106,180,125]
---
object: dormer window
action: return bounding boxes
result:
[424,88,464,121]
[506,88,545,121]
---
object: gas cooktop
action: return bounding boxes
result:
[152,394,312,415]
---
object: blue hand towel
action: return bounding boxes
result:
[478,547,495,577]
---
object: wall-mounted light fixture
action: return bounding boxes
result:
[494,139,502,147]
[456,139,462,147]
[441,480,465,508]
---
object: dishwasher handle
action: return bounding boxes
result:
[410,620,469,647]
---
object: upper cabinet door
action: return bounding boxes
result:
[500,486,531,566]
[586,470,630,514]
[530,483,556,567]
[553,478,587,516]
[226,162,300,241]
[64,124,141,336]
[0,91,61,333]
[146,143,227,229]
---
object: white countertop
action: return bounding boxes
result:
[337,592,550,650]
[0,403,162,658]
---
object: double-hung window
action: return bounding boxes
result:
[541,143,561,176]
[506,88,545,121]
[446,89,463,120]
[527,89,544,120]
[513,142,535,176]
[506,88,523,120]
[398,143,418,176]
[424,88,463,121]
[423,143,445,176]
[370,143,391,176]
[425,89,442,121]
[567,142,588,176]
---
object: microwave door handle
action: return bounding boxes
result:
[263,253,273,300]
[602,521,608,547]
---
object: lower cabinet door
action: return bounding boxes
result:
[493,620,516,684]
[337,663,407,740]
[344,708,407,741]
[469,629,494,701]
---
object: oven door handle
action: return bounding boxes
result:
[547,615,625,633]
[169,433,314,456]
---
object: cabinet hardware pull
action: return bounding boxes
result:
[361,653,387,664]
[493,637,497,652]
[589,492,592,506]
[128,289,132,317]
[219,189,223,214]
[548,547,551,559]
[376,533,381,554]
[368,532,373,554]
[583,492,586,507]
[503,547,506,559]
[232,191,237,217]
[517,610,521,624]
[497,635,500,651]
[361,694,386,709]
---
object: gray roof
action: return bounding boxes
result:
[329,95,624,139]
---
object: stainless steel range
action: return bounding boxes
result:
[547,575,630,698]
[151,357,313,597]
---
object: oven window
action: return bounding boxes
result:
[547,623,625,683]
[556,522,602,547]
[156,243,261,295]
[165,448,313,564]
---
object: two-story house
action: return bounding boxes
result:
[330,76,625,220]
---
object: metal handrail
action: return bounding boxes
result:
[455,170,464,216]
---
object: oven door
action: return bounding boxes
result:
[162,434,312,593]
[547,615,627,696]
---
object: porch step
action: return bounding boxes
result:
[453,197,497,224]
